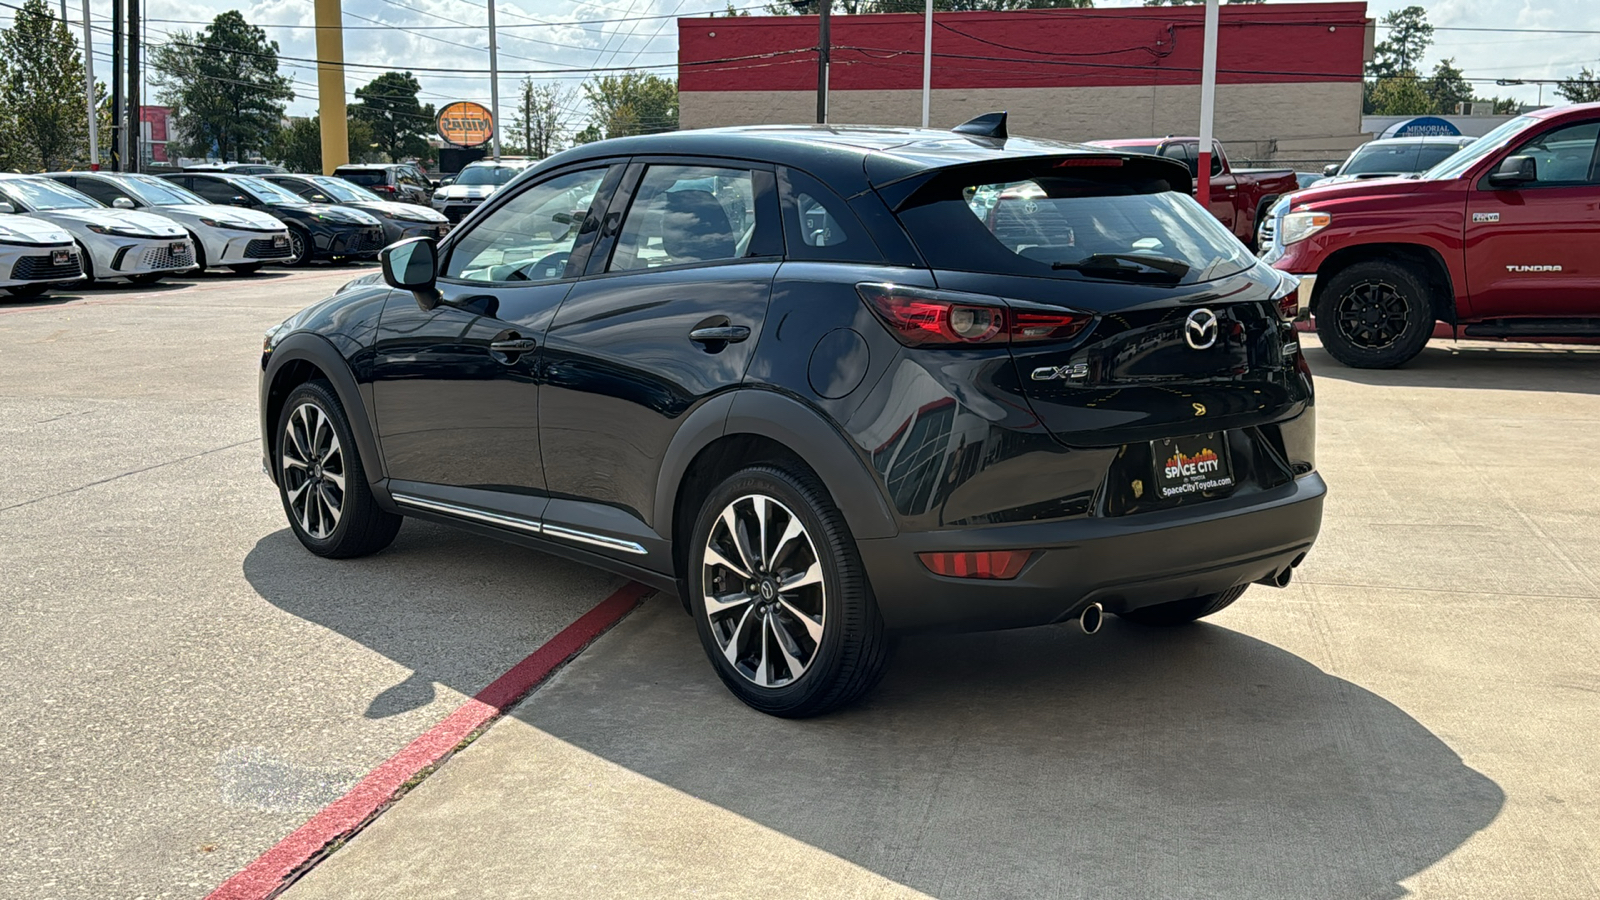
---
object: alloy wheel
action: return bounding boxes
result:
[288,230,308,265]
[701,494,826,688]
[281,402,345,539]
[1334,280,1412,350]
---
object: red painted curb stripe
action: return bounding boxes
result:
[206,581,654,900]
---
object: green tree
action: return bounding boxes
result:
[352,71,435,163]
[151,11,294,162]
[1369,6,1432,79]
[269,116,381,173]
[508,80,575,159]
[1426,58,1472,115]
[582,73,678,139]
[1370,71,1431,116]
[0,0,93,170]
[1555,66,1600,104]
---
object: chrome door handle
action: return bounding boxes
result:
[1225,185,1237,191]
[489,338,537,354]
[688,326,751,344]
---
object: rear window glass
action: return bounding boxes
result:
[338,170,387,186]
[896,165,1252,284]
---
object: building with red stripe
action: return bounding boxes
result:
[678,2,1372,166]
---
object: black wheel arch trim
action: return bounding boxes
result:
[261,332,385,487]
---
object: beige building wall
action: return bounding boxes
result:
[681,81,1366,165]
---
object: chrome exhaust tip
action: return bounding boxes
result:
[1255,568,1294,588]
[1079,602,1103,635]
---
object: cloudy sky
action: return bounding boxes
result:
[22,0,1600,126]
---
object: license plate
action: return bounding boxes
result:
[1151,432,1235,501]
[272,234,288,248]
[51,249,70,265]
[170,242,187,254]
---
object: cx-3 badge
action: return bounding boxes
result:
[1185,308,1219,350]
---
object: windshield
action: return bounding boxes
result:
[122,174,207,206]
[0,177,100,211]
[1341,143,1423,175]
[1424,116,1537,180]
[312,176,382,202]
[237,176,307,205]
[898,168,1252,285]
[455,165,519,187]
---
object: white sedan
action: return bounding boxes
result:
[0,214,85,298]
[45,172,292,274]
[0,174,196,286]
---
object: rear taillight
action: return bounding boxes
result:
[1275,287,1300,321]
[918,550,1034,580]
[376,185,396,193]
[857,283,1091,348]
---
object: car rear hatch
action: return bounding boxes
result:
[881,154,1309,450]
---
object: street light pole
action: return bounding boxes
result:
[816,0,830,124]
[921,0,932,128]
[82,0,98,169]
[127,0,140,171]
[110,0,122,171]
[1196,0,1219,203]
[488,0,501,160]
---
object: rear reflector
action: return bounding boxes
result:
[857,283,1091,348]
[918,550,1034,580]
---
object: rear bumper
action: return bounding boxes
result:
[857,473,1325,633]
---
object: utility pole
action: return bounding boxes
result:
[314,0,348,173]
[127,0,140,171]
[1196,0,1219,203]
[488,0,501,160]
[111,0,123,171]
[816,0,830,124]
[82,0,98,169]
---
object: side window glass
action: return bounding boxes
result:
[609,165,757,272]
[191,179,236,204]
[1510,122,1600,185]
[778,167,882,263]
[442,167,608,283]
[76,179,127,205]
[1210,144,1224,176]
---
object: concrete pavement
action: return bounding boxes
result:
[284,336,1600,899]
[0,272,621,898]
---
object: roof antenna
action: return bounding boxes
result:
[951,112,1008,141]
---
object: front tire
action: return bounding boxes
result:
[1117,585,1247,627]
[285,227,313,267]
[1314,260,1434,369]
[5,283,50,299]
[229,263,263,275]
[688,464,890,718]
[128,273,164,286]
[275,381,401,558]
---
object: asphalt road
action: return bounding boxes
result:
[3,271,1598,898]
[0,270,621,898]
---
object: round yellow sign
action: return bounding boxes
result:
[436,101,494,148]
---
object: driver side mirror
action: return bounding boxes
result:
[1323,163,1340,177]
[310,193,330,203]
[1487,155,1537,188]
[112,197,136,209]
[230,195,251,206]
[0,201,13,214]
[381,236,440,310]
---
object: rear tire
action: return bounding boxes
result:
[275,380,401,558]
[1117,585,1247,627]
[1314,260,1434,369]
[688,464,891,718]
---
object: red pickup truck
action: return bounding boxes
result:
[1090,137,1299,247]
[1266,102,1600,368]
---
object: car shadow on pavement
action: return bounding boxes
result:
[522,598,1505,900]
[241,523,622,720]
[1306,342,1600,394]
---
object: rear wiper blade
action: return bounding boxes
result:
[1052,253,1191,279]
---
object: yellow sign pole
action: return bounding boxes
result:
[314,0,348,174]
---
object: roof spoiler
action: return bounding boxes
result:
[951,112,1007,141]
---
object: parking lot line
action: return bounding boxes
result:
[205,581,655,900]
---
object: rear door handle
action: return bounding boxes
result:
[688,326,751,344]
[489,338,537,354]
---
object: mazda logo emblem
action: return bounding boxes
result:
[760,582,775,601]
[1185,308,1219,350]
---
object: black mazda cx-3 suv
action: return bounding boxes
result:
[259,117,1324,717]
